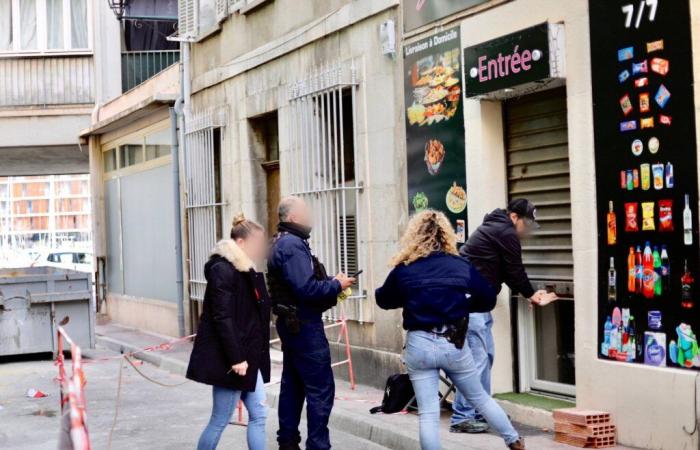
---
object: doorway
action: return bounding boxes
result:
[504,87,575,396]
[249,112,280,234]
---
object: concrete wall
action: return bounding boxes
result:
[190,1,406,386]
[105,293,180,337]
[192,0,358,77]
[458,1,699,449]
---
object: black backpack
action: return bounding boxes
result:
[369,374,416,414]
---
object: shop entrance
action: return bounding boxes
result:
[504,87,575,396]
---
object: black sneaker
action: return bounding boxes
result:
[449,420,490,434]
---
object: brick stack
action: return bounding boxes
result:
[553,408,616,448]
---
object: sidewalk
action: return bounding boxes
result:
[90,323,635,450]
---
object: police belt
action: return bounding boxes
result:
[418,317,469,349]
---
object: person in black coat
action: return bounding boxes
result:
[450,199,557,434]
[187,214,271,450]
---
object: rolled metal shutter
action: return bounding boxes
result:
[505,87,573,299]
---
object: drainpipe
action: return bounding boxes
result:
[173,41,192,337]
[171,105,185,338]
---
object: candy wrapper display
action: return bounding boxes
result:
[625,202,638,232]
[642,202,655,231]
[659,199,673,232]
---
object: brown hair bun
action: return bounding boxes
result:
[232,212,247,227]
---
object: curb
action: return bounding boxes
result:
[92,334,422,449]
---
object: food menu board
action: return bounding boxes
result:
[404,27,468,242]
[590,0,700,370]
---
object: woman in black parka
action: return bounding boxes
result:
[187,214,271,450]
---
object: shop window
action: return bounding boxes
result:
[145,128,172,161]
[119,144,144,169]
[103,148,117,173]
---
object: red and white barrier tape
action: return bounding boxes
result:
[56,327,90,450]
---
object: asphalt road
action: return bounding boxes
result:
[0,352,385,450]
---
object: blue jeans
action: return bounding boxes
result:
[451,312,494,425]
[197,371,267,450]
[404,329,518,449]
[276,319,335,450]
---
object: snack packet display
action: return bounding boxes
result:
[659,199,673,232]
[642,202,655,231]
[625,202,639,232]
[646,40,664,53]
[639,93,650,113]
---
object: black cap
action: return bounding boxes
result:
[507,198,539,229]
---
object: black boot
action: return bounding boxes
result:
[279,444,301,450]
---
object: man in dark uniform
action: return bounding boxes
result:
[451,199,558,434]
[267,196,355,450]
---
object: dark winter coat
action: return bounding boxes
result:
[186,240,271,392]
[375,252,497,330]
[267,225,341,320]
[459,208,535,298]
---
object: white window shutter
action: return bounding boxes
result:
[178,0,198,39]
[227,0,244,13]
[215,0,228,21]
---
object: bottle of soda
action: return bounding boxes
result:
[608,257,617,303]
[660,245,670,292]
[642,242,655,299]
[635,246,643,294]
[681,259,695,309]
[653,246,662,296]
[607,201,617,245]
[627,247,636,294]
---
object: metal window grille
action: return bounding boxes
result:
[184,108,227,306]
[287,61,368,323]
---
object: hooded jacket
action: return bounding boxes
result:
[460,208,535,299]
[186,240,271,392]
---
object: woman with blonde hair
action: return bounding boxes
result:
[375,210,525,450]
[187,213,271,450]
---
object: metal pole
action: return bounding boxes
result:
[171,106,185,338]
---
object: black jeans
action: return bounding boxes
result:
[276,318,335,450]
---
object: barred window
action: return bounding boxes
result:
[287,62,368,322]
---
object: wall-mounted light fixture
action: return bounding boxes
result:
[380,19,396,58]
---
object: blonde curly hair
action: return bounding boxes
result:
[390,209,459,266]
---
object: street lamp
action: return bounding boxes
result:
[106,0,128,20]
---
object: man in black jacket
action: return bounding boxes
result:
[451,198,558,434]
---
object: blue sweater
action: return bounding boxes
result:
[375,252,497,330]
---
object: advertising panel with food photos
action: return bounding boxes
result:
[590,0,700,370]
[404,27,467,242]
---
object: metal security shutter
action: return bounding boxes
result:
[505,87,573,299]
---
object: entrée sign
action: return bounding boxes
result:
[463,23,551,97]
